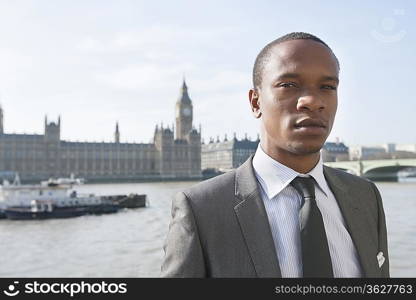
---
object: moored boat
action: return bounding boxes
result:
[4,199,123,220]
[0,174,147,220]
[4,200,88,220]
[101,194,147,209]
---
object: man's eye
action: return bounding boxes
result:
[322,85,337,90]
[279,82,297,88]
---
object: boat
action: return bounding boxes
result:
[0,174,147,220]
[43,174,85,186]
[4,199,89,220]
[101,194,147,209]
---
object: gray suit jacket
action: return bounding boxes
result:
[161,156,390,278]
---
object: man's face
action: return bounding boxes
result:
[254,39,339,155]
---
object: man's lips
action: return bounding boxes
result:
[293,118,327,135]
[294,118,327,128]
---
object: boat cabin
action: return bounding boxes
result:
[31,199,53,213]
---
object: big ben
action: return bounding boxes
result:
[175,79,193,140]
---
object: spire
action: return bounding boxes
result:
[178,78,191,104]
[0,102,3,134]
[115,121,120,143]
[182,75,187,89]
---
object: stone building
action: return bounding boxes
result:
[396,144,416,153]
[321,141,349,162]
[202,137,353,170]
[349,145,388,161]
[0,102,3,134]
[0,81,201,182]
[201,134,259,173]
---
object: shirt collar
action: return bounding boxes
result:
[252,145,328,199]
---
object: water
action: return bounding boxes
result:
[377,182,416,277]
[0,181,414,277]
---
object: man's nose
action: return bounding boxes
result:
[296,92,325,112]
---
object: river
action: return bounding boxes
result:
[0,180,414,277]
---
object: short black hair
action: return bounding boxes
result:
[252,32,340,89]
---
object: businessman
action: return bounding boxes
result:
[161,32,389,278]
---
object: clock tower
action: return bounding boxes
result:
[175,79,193,140]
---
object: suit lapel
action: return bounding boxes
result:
[232,159,380,277]
[233,156,281,278]
[323,166,380,277]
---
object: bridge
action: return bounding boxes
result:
[324,159,416,181]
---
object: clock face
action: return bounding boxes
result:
[183,107,191,116]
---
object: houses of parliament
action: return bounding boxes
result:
[0,81,202,182]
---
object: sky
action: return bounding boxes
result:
[0,0,414,146]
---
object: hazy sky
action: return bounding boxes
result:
[0,0,414,146]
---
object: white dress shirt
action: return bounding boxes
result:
[252,145,362,277]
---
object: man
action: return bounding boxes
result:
[161,32,389,278]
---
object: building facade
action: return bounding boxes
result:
[202,138,353,170]
[0,103,3,134]
[395,144,416,153]
[321,141,349,162]
[201,134,259,172]
[349,143,416,160]
[349,145,388,161]
[0,81,201,182]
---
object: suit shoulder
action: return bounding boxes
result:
[324,165,374,186]
[177,171,236,211]
[324,165,382,216]
[182,171,236,200]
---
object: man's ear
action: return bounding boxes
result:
[249,89,262,118]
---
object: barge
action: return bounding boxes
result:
[0,175,147,220]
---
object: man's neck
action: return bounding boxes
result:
[260,144,321,174]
